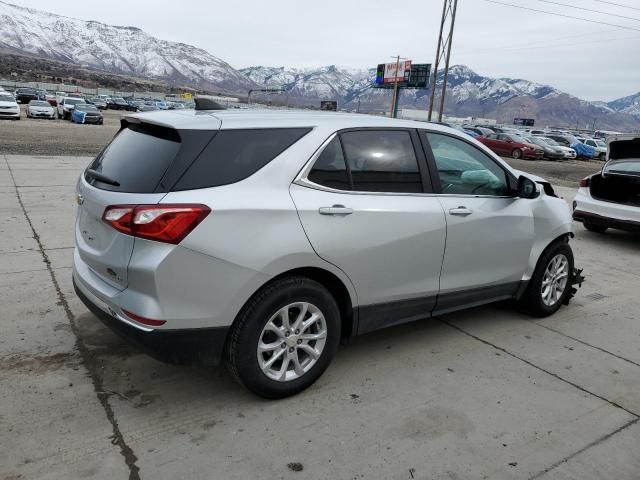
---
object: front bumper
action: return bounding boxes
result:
[0,110,20,118]
[74,277,229,365]
[29,111,55,118]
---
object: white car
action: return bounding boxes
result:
[26,100,55,119]
[0,92,20,120]
[582,138,607,161]
[57,96,84,120]
[573,135,640,233]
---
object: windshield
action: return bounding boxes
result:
[29,101,49,106]
[604,159,640,176]
[510,135,529,144]
[0,94,15,102]
[76,104,98,112]
[595,140,606,148]
[65,98,83,105]
[539,137,559,146]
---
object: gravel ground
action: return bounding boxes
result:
[0,105,120,156]
[0,107,602,186]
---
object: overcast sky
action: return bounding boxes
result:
[17,0,640,101]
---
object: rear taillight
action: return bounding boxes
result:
[102,204,211,244]
[579,177,590,188]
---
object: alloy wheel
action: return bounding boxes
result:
[257,302,327,382]
[541,254,569,306]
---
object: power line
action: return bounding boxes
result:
[482,0,640,32]
[532,0,640,22]
[589,0,640,12]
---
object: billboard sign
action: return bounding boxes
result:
[376,60,412,84]
[374,63,430,89]
[513,118,535,126]
[320,100,338,111]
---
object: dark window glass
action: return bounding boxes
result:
[340,130,423,193]
[308,137,350,190]
[174,128,311,190]
[86,124,181,192]
[425,132,510,196]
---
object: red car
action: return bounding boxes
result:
[476,133,544,160]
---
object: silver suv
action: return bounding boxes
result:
[73,109,579,398]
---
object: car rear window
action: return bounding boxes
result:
[173,128,311,190]
[86,123,181,193]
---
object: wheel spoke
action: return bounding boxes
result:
[258,340,281,353]
[280,308,291,330]
[291,350,304,376]
[264,320,285,339]
[299,344,319,360]
[300,331,327,341]
[292,303,309,331]
[300,313,320,333]
[277,355,291,381]
[263,348,285,369]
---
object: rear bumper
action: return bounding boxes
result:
[74,277,229,365]
[573,210,640,233]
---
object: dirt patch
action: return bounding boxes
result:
[503,157,602,187]
[0,351,76,373]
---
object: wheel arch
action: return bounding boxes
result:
[234,266,357,340]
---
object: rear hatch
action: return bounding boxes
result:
[76,119,217,290]
[589,136,640,206]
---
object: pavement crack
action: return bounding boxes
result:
[438,317,640,418]
[534,322,640,369]
[528,417,639,479]
[4,155,141,480]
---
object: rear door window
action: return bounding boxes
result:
[86,123,181,193]
[307,137,350,190]
[174,128,311,190]
[340,130,423,193]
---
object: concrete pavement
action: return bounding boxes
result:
[1,155,639,480]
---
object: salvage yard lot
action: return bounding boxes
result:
[1,119,639,479]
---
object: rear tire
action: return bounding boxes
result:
[518,240,574,318]
[512,148,523,159]
[226,276,341,399]
[584,222,607,233]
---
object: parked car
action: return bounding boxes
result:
[582,138,607,161]
[108,97,129,110]
[135,103,159,112]
[73,110,580,398]
[26,100,55,119]
[522,136,564,160]
[573,135,639,233]
[14,87,38,104]
[126,99,144,111]
[87,97,108,110]
[544,134,579,148]
[463,125,494,137]
[35,89,47,100]
[71,104,103,124]
[0,93,20,120]
[476,133,544,159]
[535,136,577,159]
[57,96,85,120]
[45,93,58,107]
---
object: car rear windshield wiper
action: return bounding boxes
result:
[85,169,120,186]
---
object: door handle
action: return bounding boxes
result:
[319,205,353,216]
[449,206,473,216]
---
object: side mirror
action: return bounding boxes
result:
[517,175,539,199]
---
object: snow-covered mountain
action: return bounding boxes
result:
[242,64,640,130]
[608,92,640,116]
[0,0,256,92]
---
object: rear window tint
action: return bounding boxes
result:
[173,128,311,190]
[86,124,181,192]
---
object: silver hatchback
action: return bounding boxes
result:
[73,109,579,398]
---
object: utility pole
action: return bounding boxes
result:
[428,0,458,121]
[389,55,401,118]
